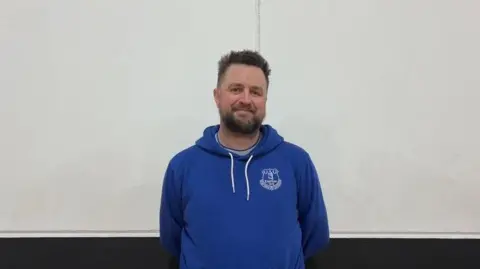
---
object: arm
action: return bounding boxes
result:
[297,153,330,261]
[159,162,183,269]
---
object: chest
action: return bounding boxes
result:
[182,157,298,217]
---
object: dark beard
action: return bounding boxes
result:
[221,111,262,135]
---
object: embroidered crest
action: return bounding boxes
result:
[260,168,282,191]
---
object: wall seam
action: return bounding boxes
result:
[255,0,261,51]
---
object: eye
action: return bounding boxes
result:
[251,89,263,96]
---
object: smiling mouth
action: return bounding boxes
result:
[235,110,253,114]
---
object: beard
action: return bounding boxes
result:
[220,109,263,135]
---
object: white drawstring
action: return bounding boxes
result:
[245,155,253,201]
[228,153,254,201]
[228,152,235,193]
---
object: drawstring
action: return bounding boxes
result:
[228,152,236,194]
[245,155,253,201]
[228,153,253,201]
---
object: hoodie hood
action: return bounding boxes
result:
[195,124,284,200]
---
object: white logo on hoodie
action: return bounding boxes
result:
[260,168,282,191]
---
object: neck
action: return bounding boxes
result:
[217,124,261,151]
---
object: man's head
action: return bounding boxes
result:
[214,50,271,135]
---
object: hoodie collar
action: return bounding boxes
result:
[195,124,284,161]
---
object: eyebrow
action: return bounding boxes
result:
[228,83,264,91]
[228,83,243,88]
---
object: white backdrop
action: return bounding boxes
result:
[1,0,479,237]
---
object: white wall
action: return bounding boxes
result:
[1,0,479,238]
[0,0,257,236]
[261,0,480,237]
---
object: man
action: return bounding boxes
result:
[159,50,330,269]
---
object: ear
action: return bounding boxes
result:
[213,88,220,106]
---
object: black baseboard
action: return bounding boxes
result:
[0,237,478,268]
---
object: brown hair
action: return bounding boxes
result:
[217,49,271,87]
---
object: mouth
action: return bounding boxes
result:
[234,110,254,119]
[234,110,253,114]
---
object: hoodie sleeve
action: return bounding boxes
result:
[297,153,330,259]
[159,161,183,261]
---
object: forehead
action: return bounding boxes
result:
[220,64,267,88]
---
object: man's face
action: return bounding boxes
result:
[214,64,267,135]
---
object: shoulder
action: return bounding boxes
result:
[167,145,202,172]
[162,145,203,187]
[279,141,312,162]
[275,141,316,174]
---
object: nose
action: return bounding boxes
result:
[239,90,252,103]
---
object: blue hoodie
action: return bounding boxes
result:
[160,125,329,269]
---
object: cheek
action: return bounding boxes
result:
[253,100,266,112]
[220,97,237,109]
[218,101,233,112]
